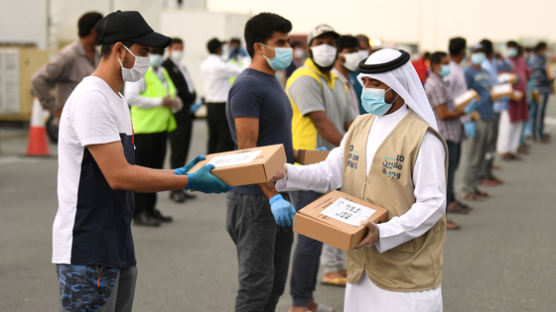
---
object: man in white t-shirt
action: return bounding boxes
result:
[53,11,231,312]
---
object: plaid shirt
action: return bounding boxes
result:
[425,73,463,142]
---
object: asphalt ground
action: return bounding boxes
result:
[1,99,555,311]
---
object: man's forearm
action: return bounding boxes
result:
[31,75,57,113]
[113,165,188,192]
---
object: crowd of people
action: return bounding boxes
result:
[418,37,554,229]
[31,8,553,312]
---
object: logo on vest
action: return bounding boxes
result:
[347,145,359,169]
[382,154,404,180]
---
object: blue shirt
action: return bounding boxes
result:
[226,68,295,195]
[465,65,494,120]
[482,58,513,113]
[529,54,551,94]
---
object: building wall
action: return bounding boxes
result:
[160,10,250,97]
[0,0,48,48]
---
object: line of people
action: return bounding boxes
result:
[423,37,553,230]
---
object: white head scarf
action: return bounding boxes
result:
[357,48,439,130]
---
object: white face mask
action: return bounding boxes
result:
[170,50,183,64]
[310,44,337,67]
[149,54,164,67]
[118,45,150,82]
[294,48,306,60]
[341,52,361,72]
[357,50,370,61]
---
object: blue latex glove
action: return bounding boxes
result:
[269,194,296,227]
[465,98,479,114]
[316,146,328,151]
[500,96,510,102]
[186,164,232,193]
[190,103,201,113]
[174,155,205,175]
[464,122,476,138]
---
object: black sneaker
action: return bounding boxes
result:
[134,212,161,227]
[169,190,186,203]
[183,192,197,200]
[153,209,173,223]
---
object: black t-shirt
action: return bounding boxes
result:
[226,68,294,195]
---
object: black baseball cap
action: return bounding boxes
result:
[207,38,226,53]
[95,10,171,49]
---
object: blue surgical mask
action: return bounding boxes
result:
[263,44,293,71]
[361,87,397,116]
[507,48,518,58]
[471,53,486,65]
[439,64,451,77]
[149,54,164,67]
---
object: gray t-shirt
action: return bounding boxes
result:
[226,68,294,195]
[287,67,357,150]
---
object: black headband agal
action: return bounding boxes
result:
[358,49,411,74]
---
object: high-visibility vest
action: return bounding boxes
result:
[130,68,177,134]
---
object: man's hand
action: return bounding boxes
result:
[355,220,379,249]
[269,194,296,227]
[186,164,231,193]
[464,121,476,138]
[464,98,479,114]
[174,155,205,175]
[162,96,174,108]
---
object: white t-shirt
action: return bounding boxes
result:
[53,76,136,268]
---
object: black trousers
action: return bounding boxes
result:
[169,113,194,168]
[206,102,234,154]
[133,132,167,217]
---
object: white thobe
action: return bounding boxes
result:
[276,105,446,312]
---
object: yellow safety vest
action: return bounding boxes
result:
[130,68,177,134]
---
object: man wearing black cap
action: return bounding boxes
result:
[201,37,243,154]
[52,11,230,312]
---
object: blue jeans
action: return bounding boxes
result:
[535,93,550,139]
[56,264,137,312]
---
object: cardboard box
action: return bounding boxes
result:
[187,144,286,186]
[491,83,514,102]
[297,149,329,165]
[293,190,388,251]
[454,89,480,111]
[497,72,518,84]
[510,90,524,101]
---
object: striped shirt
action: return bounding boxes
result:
[425,73,463,142]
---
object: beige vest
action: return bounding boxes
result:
[343,110,447,292]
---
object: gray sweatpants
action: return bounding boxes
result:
[320,244,346,273]
[226,191,294,312]
[480,113,500,180]
[461,119,493,194]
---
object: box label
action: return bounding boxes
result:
[320,197,376,226]
[492,84,512,94]
[208,150,262,168]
